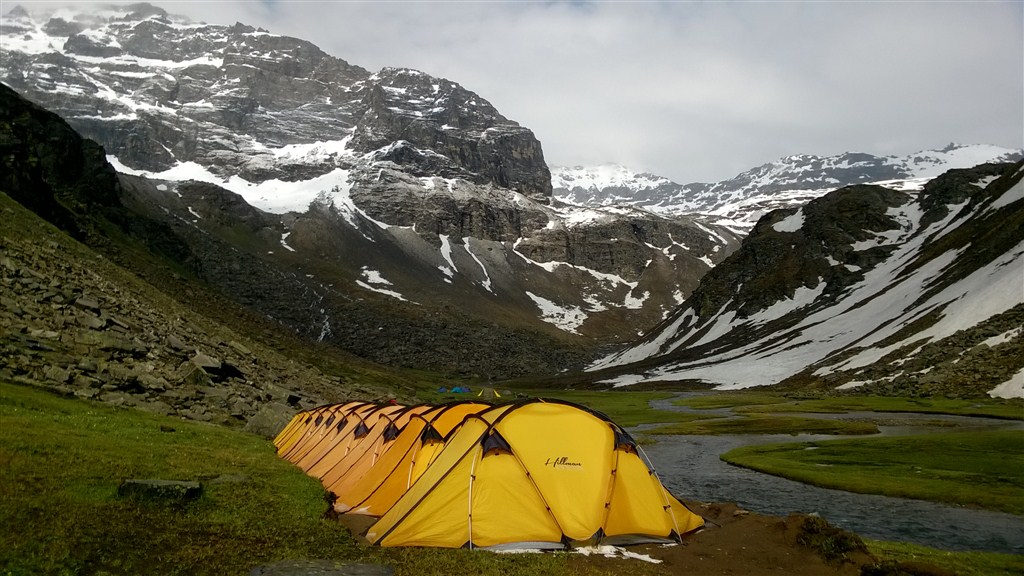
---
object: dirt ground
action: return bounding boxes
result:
[334,501,948,576]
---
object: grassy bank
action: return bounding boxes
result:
[674,393,1024,420]
[722,430,1024,515]
[866,540,1024,576]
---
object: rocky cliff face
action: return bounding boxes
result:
[0,4,740,376]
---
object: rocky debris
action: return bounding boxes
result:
[117,479,203,502]
[0,194,370,434]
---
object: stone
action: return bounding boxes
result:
[73,296,101,313]
[228,340,251,355]
[181,366,214,388]
[243,401,295,439]
[167,334,189,351]
[79,315,106,330]
[191,352,222,371]
[117,479,203,502]
[138,373,168,391]
[43,365,71,384]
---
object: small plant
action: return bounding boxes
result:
[796,515,868,563]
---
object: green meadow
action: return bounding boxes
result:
[2,381,1020,575]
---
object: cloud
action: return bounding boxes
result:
[105,1,1024,182]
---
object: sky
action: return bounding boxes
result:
[13,0,1024,184]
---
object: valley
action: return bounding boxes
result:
[0,3,1022,575]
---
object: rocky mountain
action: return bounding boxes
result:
[0,4,742,377]
[0,82,424,433]
[587,162,1024,398]
[552,144,1024,234]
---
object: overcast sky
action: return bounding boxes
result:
[60,1,1024,183]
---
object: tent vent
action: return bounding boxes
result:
[353,421,370,439]
[314,414,324,426]
[383,423,400,441]
[336,418,348,432]
[420,424,443,444]
[303,415,312,424]
[481,430,512,455]
[614,428,637,451]
[324,414,336,428]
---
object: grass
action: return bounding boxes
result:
[2,380,1018,575]
[0,381,574,576]
[674,393,1024,420]
[646,415,879,436]
[502,389,708,428]
[721,430,1024,515]
[865,540,1024,576]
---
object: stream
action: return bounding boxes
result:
[640,395,1024,554]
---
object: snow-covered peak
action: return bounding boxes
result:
[551,144,1023,235]
[551,164,674,194]
[896,143,1023,179]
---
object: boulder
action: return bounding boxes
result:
[243,401,295,439]
[117,479,203,502]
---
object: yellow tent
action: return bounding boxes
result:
[274,403,349,456]
[365,399,703,549]
[334,401,491,516]
[277,402,370,462]
[295,403,405,474]
[282,402,379,466]
[314,404,433,487]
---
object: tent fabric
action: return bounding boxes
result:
[316,404,433,491]
[286,403,385,470]
[278,402,370,462]
[276,398,703,550]
[300,404,406,477]
[364,399,703,548]
[333,402,492,516]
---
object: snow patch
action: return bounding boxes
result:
[438,235,457,279]
[525,291,587,334]
[772,208,804,233]
[357,267,412,303]
[988,369,1024,399]
[279,232,296,252]
[573,545,662,564]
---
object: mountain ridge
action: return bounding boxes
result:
[552,144,1023,234]
[588,161,1024,397]
[2,3,1020,397]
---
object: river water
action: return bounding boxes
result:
[639,396,1024,554]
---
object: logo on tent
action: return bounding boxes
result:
[544,456,582,469]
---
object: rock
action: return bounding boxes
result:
[79,315,106,330]
[117,479,203,502]
[73,296,101,313]
[138,400,173,416]
[244,401,295,439]
[228,340,251,355]
[167,334,189,351]
[180,365,214,388]
[191,352,222,371]
[43,365,70,384]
